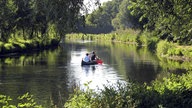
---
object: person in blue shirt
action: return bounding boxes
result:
[83,53,90,62]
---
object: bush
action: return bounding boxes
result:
[0,41,4,52]
[156,40,176,56]
[0,93,42,108]
[65,72,192,108]
[64,82,96,108]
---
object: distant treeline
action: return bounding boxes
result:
[78,0,192,45]
[78,0,141,34]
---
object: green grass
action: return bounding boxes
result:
[0,37,60,54]
[66,29,141,44]
[66,29,160,52]
[157,40,192,61]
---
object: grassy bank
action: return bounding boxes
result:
[0,37,60,56]
[66,29,192,61]
[64,30,192,107]
[65,72,192,108]
[66,29,141,44]
[66,29,159,50]
[156,41,192,61]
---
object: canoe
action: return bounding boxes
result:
[81,59,103,66]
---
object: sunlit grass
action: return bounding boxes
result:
[0,36,59,54]
[66,29,141,44]
[157,40,192,61]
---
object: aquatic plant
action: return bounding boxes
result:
[0,93,42,108]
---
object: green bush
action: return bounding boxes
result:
[4,43,14,50]
[65,72,192,108]
[64,82,96,108]
[156,40,176,56]
[0,93,42,108]
[0,41,4,52]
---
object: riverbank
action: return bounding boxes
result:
[156,41,192,62]
[66,29,141,45]
[66,30,192,61]
[0,38,60,57]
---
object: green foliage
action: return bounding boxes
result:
[86,0,122,28]
[66,29,141,45]
[83,0,141,33]
[64,81,96,108]
[0,95,16,108]
[156,41,176,56]
[152,72,192,97]
[65,82,138,108]
[17,93,42,108]
[0,36,59,54]
[112,0,140,30]
[0,41,4,52]
[0,0,90,42]
[129,0,192,45]
[0,0,18,41]
[139,31,159,50]
[65,71,192,108]
[150,72,192,107]
[156,40,192,62]
[0,93,42,108]
[4,43,15,50]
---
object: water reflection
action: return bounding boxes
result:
[81,65,96,75]
[0,40,177,107]
[66,48,125,90]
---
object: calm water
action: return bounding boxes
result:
[0,40,162,107]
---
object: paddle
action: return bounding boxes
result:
[96,59,103,64]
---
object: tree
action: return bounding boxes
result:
[128,0,192,44]
[112,0,140,30]
[83,0,123,33]
[0,0,17,41]
[0,0,96,42]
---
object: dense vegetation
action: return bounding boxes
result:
[80,0,191,45]
[0,0,85,42]
[0,0,95,54]
[129,0,192,45]
[64,0,192,107]
[1,0,192,107]
[66,29,141,44]
[73,0,192,60]
[78,0,141,33]
[65,72,192,108]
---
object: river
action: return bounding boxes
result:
[0,40,163,107]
